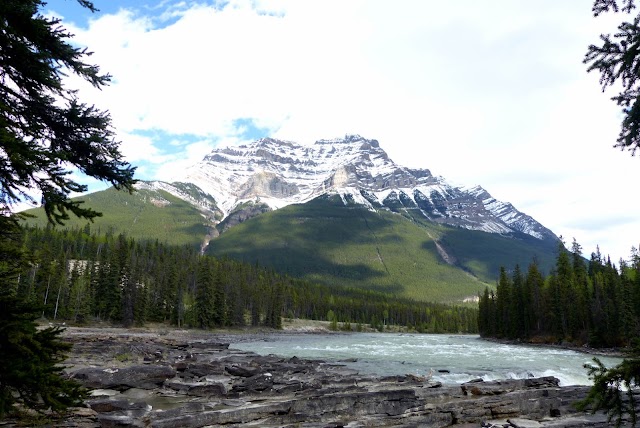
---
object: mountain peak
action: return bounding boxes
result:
[314,134,379,147]
[168,136,557,243]
[255,137,297,148]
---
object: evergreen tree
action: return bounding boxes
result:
[545,241,576,340]
[511,265,526,338]
[478,287,491,336]
[618,264,638,343]
[483,239,640,348]
[571,239,590,337]
[604,257,623,345]
[194,258,216,328]
[0,0,136,417]
[268,282,284,329]
[488,290,497,336]
[212,267,228,326]
[0,217,87,417]
[525,260,544,335]
[94,244,122,322]
[0,291,86,417]
[632,248,640,321]
[585,0,640,154]
[578,342,640,427]
[0,214,25,295]
[118,236,135,327]
[495,267,512,338]
[590,270,610,347]
[482,236,640,424]
[68,262,90,324]
[131,253,148,326]
[0,0,136,221]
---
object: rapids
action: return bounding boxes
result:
[233,333,623,386]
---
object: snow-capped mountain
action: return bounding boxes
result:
[152,134,556,242]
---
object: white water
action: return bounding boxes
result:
[233,333,623,386]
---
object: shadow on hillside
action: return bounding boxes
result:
[178,223,210,238]
[214,245,390,284]
[207,201,407,292]
[430,227,557,283]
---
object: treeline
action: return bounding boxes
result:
[478,240,640,347]
[11,225,478,333]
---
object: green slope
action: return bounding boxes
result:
[391,208,558,284]
[22,187,558,304]
[23,186,211,247]
[205,195,496,303]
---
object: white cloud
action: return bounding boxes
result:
[117,133,168,163]
[54,0,640,262]
[155,139,216,182]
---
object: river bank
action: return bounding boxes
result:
[6,325,635,427]
[479,336,626,359]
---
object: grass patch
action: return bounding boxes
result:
[23,186,212,247]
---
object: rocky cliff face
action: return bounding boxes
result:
[151,134,556,242]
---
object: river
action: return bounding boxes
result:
[232,333,623,386]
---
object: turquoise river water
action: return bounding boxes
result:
[232,333,623,386]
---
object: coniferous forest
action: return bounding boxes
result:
[478,239,640,348]
[13,225,478,334]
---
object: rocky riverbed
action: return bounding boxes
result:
[15,327,638,427]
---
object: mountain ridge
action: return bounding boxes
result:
[152,134,557,245]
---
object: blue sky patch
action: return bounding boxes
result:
[49,0,231,30]
[130,129,203,148]
[233,118,271,141]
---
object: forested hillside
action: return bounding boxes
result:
[13,226,478,333]
[206,195,558,303]
[478,240,640,347]
[24,190,560,305]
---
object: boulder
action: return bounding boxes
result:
[461,377,560,397]
[187,381,226,396]
[231,372,274,393]
[72,365,175,390]
[181,361,225,378]
[225,364,259,377]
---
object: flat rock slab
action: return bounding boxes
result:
[509,418,543,428]
[72,364,175,390]
[42,328,638,428]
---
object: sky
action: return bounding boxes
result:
[46,0,639,263]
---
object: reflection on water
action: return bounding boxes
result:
[233,333,623,386]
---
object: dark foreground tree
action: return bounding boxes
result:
[0,213,88,417]
[578,342,640,427]
[0,287,87,416]
[0,0,135,223]
[585,0,640,154]
[584,2,640,424]
[0,0,136,418]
